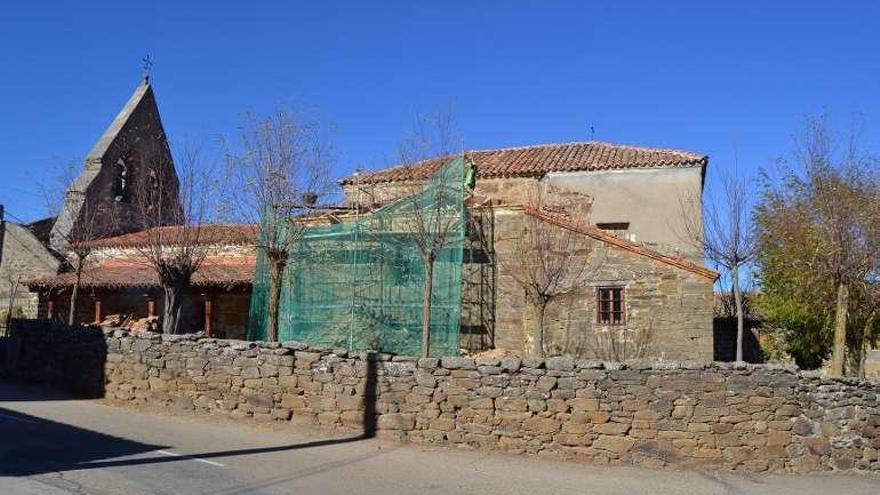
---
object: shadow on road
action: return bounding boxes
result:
[0,351,382,477]
[0,403,372,477]
[0,320,387,480]
[68,435,370,471]
[0,406,166,476]
[0,403,378,478]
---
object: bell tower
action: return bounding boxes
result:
[50,78,180,250]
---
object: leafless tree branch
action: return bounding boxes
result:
[222,106,333,341]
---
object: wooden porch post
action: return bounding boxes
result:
[47,297,55,320]
[147,296,156,318]
[202,293,214,337]
[93,296,102,324]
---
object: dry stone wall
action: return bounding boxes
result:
[4,324,880,474]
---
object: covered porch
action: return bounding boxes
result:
[26,256,255,339]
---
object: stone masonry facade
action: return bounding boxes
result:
[346,168,716,360]
[465,206,715,360]
[5,323,879,474]
[0,223,61,320]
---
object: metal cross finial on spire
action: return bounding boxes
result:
[142,55,153,82]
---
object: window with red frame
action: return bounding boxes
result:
[596,287,625,325]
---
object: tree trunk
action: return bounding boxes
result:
[732,264,745,363]
[831,282,849,377]
[858,312,875,379]
[4,277,19,331]
[68,257,84,325]
[421,258,435,358]
[531,300,547,359]
[267,258,285,342]
[162,279,188,334]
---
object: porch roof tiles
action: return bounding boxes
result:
[26,255,257,291]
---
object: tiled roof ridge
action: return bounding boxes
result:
[522,206,719,281]
[340,140,707,185]
[465,140,706,161]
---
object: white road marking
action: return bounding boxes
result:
[156,450,225,467]
[0,411,36,423]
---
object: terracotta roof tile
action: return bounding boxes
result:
[26,255,256,290]
[341,141,707,185]
[84,224,259,249]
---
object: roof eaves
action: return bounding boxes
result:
[522,206,719,281]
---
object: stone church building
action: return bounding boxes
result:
[1,79,174,322]
[1,79,251,334]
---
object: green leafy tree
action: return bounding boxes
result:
[756,243,834,369]
[755,114,880,373]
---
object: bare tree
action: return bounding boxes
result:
[680,165,757,363]
[391,109,466,357]
[223,107,332,342]
[132,144,211,334]
[41,159,103,324]
[500,186,598,358]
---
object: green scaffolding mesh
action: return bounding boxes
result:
[248,156,466,356]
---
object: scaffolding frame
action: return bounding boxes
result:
[248,157,466,356]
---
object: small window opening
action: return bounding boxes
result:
[596,286,625,325]
[596,222,629,232]
[113,158,128,203]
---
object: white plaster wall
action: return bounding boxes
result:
[544,166,704,259]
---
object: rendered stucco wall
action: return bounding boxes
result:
[545,167,704,260]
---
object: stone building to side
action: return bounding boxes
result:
[340,143,719,360]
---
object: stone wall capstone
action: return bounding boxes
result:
[3,324,879,474]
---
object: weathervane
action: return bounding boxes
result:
[142,55,153,82]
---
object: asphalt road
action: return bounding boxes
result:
[0,381,877,494]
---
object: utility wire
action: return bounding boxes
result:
[0,207,61,266]
[0,184,45,199]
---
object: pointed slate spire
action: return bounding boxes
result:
[50,79,179,250]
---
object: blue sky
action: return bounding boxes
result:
[1,1,878,221]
